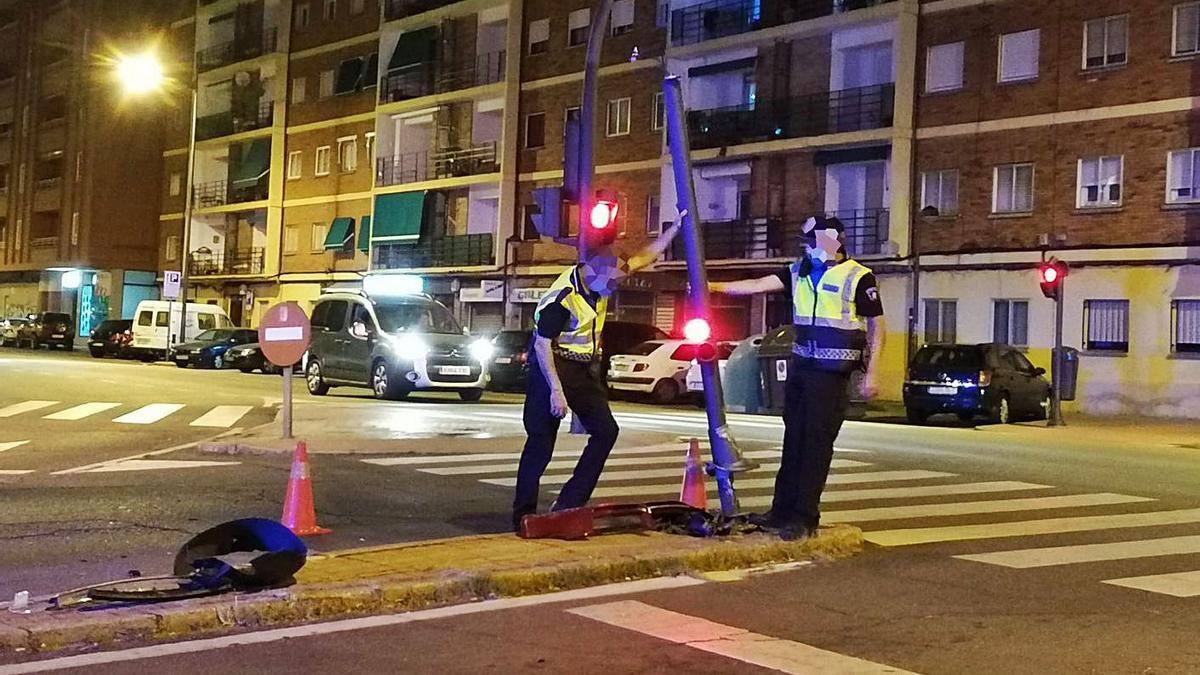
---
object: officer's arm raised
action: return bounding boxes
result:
[626,210,685,273]
[710,275,786,296]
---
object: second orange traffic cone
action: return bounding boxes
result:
[281,441,331,536]
[679,438,708,510]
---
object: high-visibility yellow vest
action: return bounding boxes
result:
[533,265,608,361]
[789,258,871,372]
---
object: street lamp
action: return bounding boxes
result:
[114,48,198,349]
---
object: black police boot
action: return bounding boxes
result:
[748,510,794,530]
[778,523,814,541]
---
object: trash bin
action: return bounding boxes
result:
[1053,346,1080,401]
[722,334,766,414]
[757,325,795,414]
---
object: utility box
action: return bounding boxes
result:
[1054,347,1080,401]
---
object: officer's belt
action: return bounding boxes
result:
[792,343,863,361]
[553,347,598,362]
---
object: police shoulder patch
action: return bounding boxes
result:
[865,287,880,301]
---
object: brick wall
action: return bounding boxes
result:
[280,197,371,274]
[283,120,377,201]
[288,44,379,127]
[290,0,381,53]
[520,0,666,82]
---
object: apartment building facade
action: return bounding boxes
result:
[0,0,168,334]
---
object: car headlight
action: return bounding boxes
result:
[392,334,428,361]
[469,338,495,362]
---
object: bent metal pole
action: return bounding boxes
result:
[663,76,757,517]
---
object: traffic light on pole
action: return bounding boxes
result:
[530,186,564,239]
[1039,258,1068,299]
[585,189,619,247]
[684,317,718,361]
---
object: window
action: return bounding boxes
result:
[337,136,357,172]
[315,145,331,176]
[524,112,545,149]
[1077,156,1123,207]
[646,194,661,236]
[365,132,375,162]
[920,169,958,215]
[1167,148,1200,203]
[656,1,670,28]
[1172,300,1200,353]
[197,314,217,331]
[155,311,169,328]
[1084,15,1128,69]
[520,205,540,240]
[926,42,965,93]
[611,0,634,36]
[1174,2,1200,56]
[998,29,1040,82]
[319,70,334,99]
[528,18,549,55]
[923,299,957,344]
[568,8,590,47]
[169,173,182,197]
[292,77,306,104]
[350,0,365,15]
[323,0,336,20]
[993,163,1034,214]
[284,226,299,254]
[165,235,180,262]
[652,92,665,130]
[287,150,303,179]
[294,2,310,28]
[1084,299,1129,352]
[311,222,329,252]
[565,105,581,126]
[606,97,631,137]
[137,311,153,327]
[993,300,1029,347]
[335,57,364,95]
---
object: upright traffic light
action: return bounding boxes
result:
[584,189,619,247]
[1039,258,1069,299]
[529,186,564,239]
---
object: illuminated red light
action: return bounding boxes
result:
[1041,266,1059,283]
[590,201,617,229]
[684,318,711,343]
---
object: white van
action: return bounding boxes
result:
[129,300,233,360]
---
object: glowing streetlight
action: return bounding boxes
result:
[115,52,165,95]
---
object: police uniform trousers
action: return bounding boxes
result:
[513,355,620,523]
[770,355,852,528]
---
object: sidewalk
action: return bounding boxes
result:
[998,414,1200,449]
[0,525,862,658]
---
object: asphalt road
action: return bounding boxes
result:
[3,348,1200,673]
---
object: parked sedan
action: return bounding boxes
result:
[607,340,708,404]
[173,329,259,369]
[225,342,301,374]
[88,319,134,358]
[1,318,28,347]
[487,330,532,391]
[903,343,1051,425]
[17,312,74,350]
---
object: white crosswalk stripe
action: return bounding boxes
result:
[189,405,253,428]
[1102,571,1200,597]
[0,400,259,428]
[821,493,1152,524]
[423,455,869,477]
[0,441,29,453]
[738,481,1051,508]
[0,400,58,417]
[80,459,240,473]
[43,402,121,420]
[957,535,1200,569]
[865,508,1200,547]
[113,403,187,425]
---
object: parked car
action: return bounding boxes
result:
[1,318,28,347]
[172,329,259,369]
[608,339,715,404]
[683,341,739,396]
[88,319,134,358]
[903,343,1051,425]
[304,288,491,401]
[601,320,670,376]
[487,329,532,391]
[129,300,233,361]
[226,342,301,374]
[17,312,74,350]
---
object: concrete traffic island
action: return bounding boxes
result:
[0,525,863,659]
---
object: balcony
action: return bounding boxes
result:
[372,233,495,269]
[688,84,894,149]
[671,0,896,46]
[376,143,498,187]
[379,51,506,103]
[196,100,274,141]
[197,28,280,73]
[192,179,270,209]
[188,247,266,276]
[665,209,890,261]
[384,0,456,21]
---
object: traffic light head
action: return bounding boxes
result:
[683,317,711,343]
[584,190,619,247]
[530,186,564,239]
[1039,259,1068,299]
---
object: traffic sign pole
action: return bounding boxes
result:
[258,302,312,440]
[282,367,293,439]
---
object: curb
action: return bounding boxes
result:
[0,525,863,658]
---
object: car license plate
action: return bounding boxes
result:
[687,381,703,392]
[494,357,512,365]
[614,363,629,372]
[928,386,957,396]
[51,334,64,339]
[439,365,470,376]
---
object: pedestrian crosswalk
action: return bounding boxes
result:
[0,399,260,429]
[362,442,1200,600]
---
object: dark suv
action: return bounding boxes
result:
[18,312,75,350]
[304,290,490,401]
[903,343,1051,425]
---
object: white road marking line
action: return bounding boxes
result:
[362,443,713,467]
[112,403,186,425]
[483,459,862,488]
[956,535,1200,569]
[585,470,958,499]
[0,441,30,453]
[819,493,1152,524]
[189,405,254,428]
[42,402,121,421]
[0,400,58,418]
[865,507,1200,547]
[79,459,241,473]
[567,600,920,675]
[51,428,248,476]
[425,455,869,477]
[0,577,708,675]
[0,470,35,475]
[1102,570,1200,597]
[737,481,1053,508]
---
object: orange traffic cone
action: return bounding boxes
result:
[679,438,708,510]
[281,441,331,536]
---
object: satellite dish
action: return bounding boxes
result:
[234,71,251,87]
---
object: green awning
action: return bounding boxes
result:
[230,139,271,187]
[323,217,355,250]
[388,26,436,71]
[372,191,426,242]
[357,215,372,251]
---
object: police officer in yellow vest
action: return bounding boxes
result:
[712,216,885,539]
[513,218,683,531]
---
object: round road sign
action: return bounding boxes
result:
[258,302,311,367]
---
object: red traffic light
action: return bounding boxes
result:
[683,318,711,343]
[1040,265,1059,284]
[1038,259,1068,299]
[590,200,618,229]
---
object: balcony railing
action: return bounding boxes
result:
[196,99,273,141]
[35,176,62,190]
[188,247,266,277]
[379,51,506,103]
[192,179,270,208]
[671,0,896,46]
[384,0,457,21]
[665,209,890,261]
[197,27,279,73]
[688,84,894,149]
[31,236,58,248]
[376,142,498,187]
[372,233,495,269]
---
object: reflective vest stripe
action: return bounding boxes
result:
[790,258,871,372]
[533,266,607,359]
